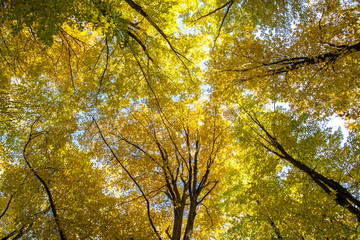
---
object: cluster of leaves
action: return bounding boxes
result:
[1,0,360,239]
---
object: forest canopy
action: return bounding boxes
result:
[1,0,360,239]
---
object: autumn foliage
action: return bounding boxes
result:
[1,0,360,239]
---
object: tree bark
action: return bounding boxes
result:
[172,206,185,240]
[183,200,197,240]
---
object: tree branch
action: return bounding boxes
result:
[127,29,154,62]
[198,181,218,205]
[23,120,67,240]
[93,117,162,239]
[96,35,110,96]
[195,1,234,22]
[0,193,14,219]
[228,41,360,81]
[214,1,233,46]
[246,111,360,222]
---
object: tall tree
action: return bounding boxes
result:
[219,103,360,239]
[90,100,231,239]
[1,0,360,239]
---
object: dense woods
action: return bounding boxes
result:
[1,0,360,239]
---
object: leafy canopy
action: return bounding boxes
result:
[1,0,360,239]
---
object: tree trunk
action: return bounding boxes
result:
[183,201,197,240]
[172,206,185,240]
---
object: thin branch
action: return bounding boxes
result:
[59,27,88,48]
[124,0,195,83]
[165,226,172,240]
[110,132,160,165]
[59,30,78,92]
[1,222,33,240]
[1,206,51,240]
[96,35,110,96]
[213,1,234,46]
[23,120,67,240]
[256,200,283,239]
[93,117,162,240]
[124,0,190,62]
[127,29,154,62]
[197,181,218,204]
[119,185,166,205]
[227,41,360,81]
[0,194,14,219]
[132,53,187,164]
[195,1,233,22]
[201,203,214,228]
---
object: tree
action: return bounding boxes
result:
[207,0,360,125]
[246,111,360,221]
[1,0,360,239]
[90,100,231,239]
[218,103,360,239]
